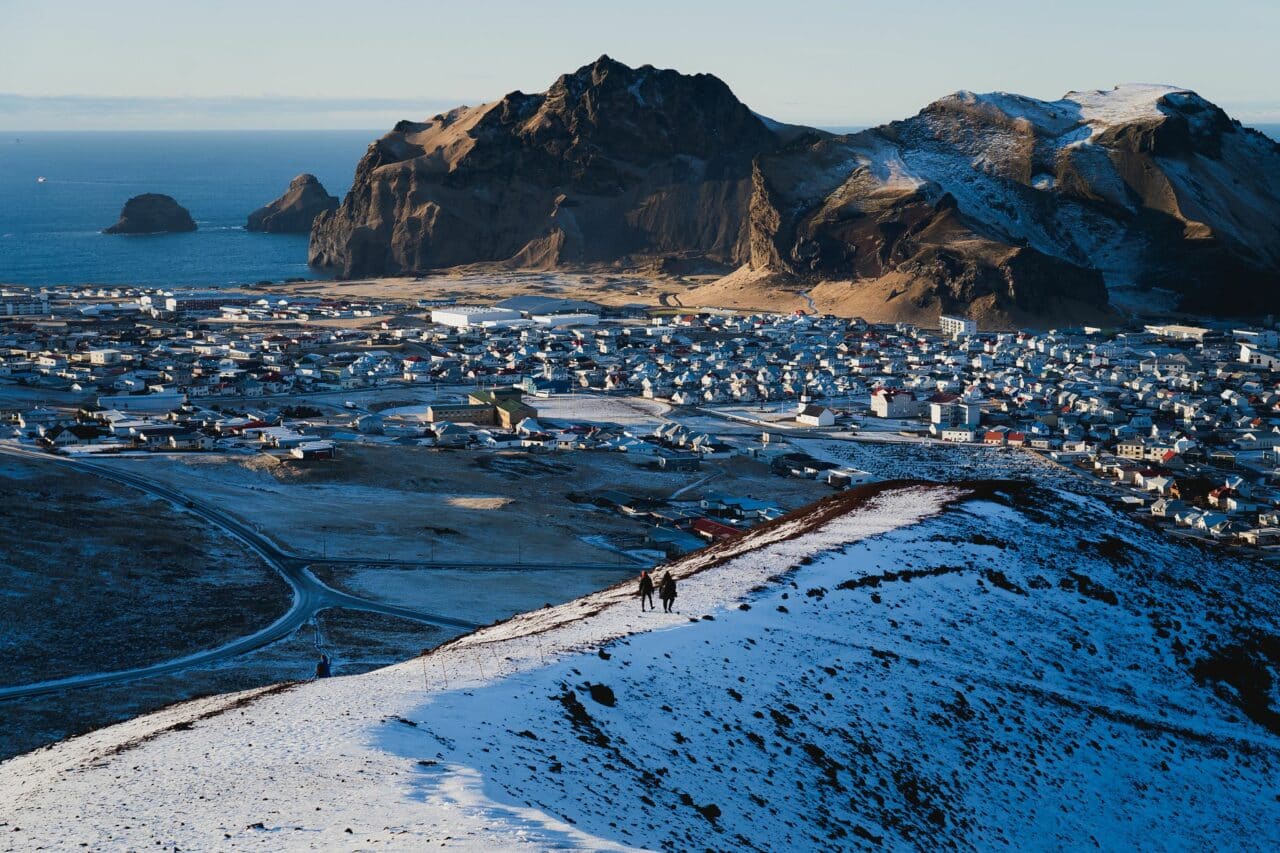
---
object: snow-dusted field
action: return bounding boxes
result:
[531,394,671,429]
[3,483,1277,850]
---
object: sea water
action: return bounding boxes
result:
[0,130,373,288]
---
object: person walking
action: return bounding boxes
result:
[315,654,332,679]
[638,570,655,612]
[659,572,677,613]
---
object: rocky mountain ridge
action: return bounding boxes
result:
[310,60,1280,323]
[749,83,1280,321]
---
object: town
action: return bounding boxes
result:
[6,283,1280,555]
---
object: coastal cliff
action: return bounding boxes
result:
[247,174,338,233]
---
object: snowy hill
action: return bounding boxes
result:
[3,482,1279,850]
[747,83,1280,323]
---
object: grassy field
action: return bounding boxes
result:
[0,456,293,758]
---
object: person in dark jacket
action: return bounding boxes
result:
[638,570,655,612]
[659,572,677,613]
[316,654,332,678]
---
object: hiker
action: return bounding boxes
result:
[659,572,677,613]
[315,654,331,679]
[638,570,655,612]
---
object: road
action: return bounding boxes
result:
[0,444,490,701]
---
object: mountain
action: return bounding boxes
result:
[308,56,817,278]
[4,481,1278,847]
[744,84,1280,323]
[311,61,1280,323]
[103,193,196,235]
[247,174,338,233]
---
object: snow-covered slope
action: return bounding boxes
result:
[3,482,1278,850]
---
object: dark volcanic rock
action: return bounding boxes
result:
[247,174,339,233]
[103,194,197,235]
[309,55,816,278]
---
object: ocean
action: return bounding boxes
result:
[2,125,1277,289]
[0,131,374,288]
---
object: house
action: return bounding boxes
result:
[796,404,835,427]
[826,468,877,488]
[41,423,106,448]
[691,518,740,542]
[1150,498,1186,518]
[1239,527,1280,545]
[645,526,708,557]
[656,450,701,471]
[291,440,336,460]
[870,388,919,418]
[940,427,976,443]
[167,431,213,451]
[983,430,1007,447]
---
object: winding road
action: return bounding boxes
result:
[0,444,629,700]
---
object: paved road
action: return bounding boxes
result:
[313,557,642,570]
[0,444,485,701]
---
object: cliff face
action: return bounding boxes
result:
[247,174,338,233]
[309,56,812,278]
[103,194,197,235]
[748,84,1280,319]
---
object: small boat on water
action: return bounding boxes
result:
[36,176,46,183]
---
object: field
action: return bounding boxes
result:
[0,455,291,758]
[114,444,829,564]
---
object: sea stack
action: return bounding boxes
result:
[103,194,197,234]
[247,174,339,233]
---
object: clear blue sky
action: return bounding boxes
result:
[2,0,1277,130]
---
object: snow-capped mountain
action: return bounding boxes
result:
[3,482,1277,849]
[749,84,1280,323]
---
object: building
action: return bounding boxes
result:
[1145,324,1212,342]
[939,315,977,337]
[291,440,337,460]
[870,388,919,419]
[0,290,50,317]
[796,404,835,427]
[141,291,255,315]
[426,387,537,429]
[1116,439,1147,460]
[1239,343,1280,370]
[430,306,522,329]
[493,295,602,316]
[96,391,187,414]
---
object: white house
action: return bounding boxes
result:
[870,389,919,419]
[796,404,835,427]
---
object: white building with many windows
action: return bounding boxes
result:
[939,314,977,337]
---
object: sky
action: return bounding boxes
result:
[2,0,1278,131]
